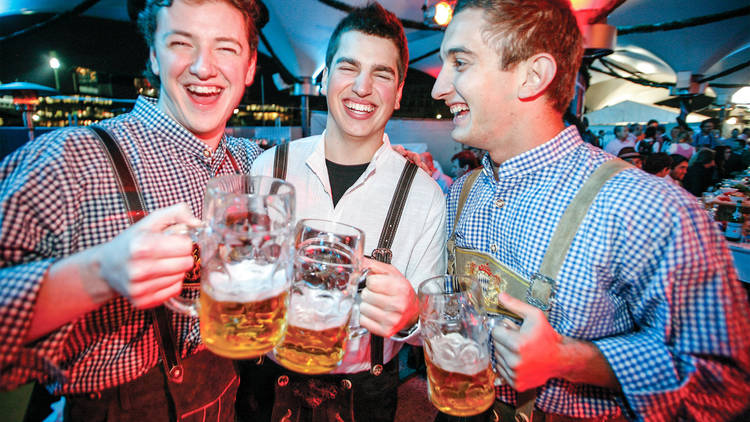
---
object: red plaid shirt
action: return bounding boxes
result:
[0,96,261,394]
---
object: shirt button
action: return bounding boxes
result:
[490,244,498,253]
[203,149,211,158]
[495,199,505,208]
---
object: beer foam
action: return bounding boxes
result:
[287,288,352,330]
[426,332,489,376]
[206,261,288,302]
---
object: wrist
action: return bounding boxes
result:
[77,246,116,304]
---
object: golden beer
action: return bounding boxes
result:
[424,335,496,416]
[273,322,349,374]
[199,269,289,359]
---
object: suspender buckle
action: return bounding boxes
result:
[371,248,392,264]
[370,364,383,376]
[527,273,556,313]
[168,364,184,383]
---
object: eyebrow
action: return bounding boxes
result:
[164,30,243,49]
[335,56,396,76]
[444,46,474,58]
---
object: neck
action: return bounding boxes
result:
[487,105,565,165]
[324,120,384,164]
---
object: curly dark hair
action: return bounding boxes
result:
[137,0,260,89]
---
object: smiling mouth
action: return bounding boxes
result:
[344,100,375,113]
[450,104,469,115]
[187,85,223,96]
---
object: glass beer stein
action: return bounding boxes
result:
[273,220,367,374]
[418,275,496,417]
[166,175,295,359]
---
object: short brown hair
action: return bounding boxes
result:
[137,0,260,88]
[454,0,583,113]
[325,2,409,84]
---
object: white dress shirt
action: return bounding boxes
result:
[251,132,447,373]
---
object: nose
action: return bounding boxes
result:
[190,47,217,79]
[352,73,372,97]
[431,66,452,101]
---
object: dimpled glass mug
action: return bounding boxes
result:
[273,219,368,374]
[166,175,295,359]
[418,275,496,417]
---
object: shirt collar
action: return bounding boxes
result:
[131,95,229,160]
[481,125,583,181]
[313,130,391,168]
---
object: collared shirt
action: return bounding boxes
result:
[0,96,262,394]
[603,137,635,156]
[446,125,750,420]
[251,133,447,374]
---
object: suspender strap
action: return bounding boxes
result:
[518,158,630,422]
[447,168,482,276]
[369,160,419,376]
[273,142,289,180]
[90,125,185,384]
[539,158,631,280]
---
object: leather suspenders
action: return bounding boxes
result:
[273,142,289,180]
[368,160,418,375]
[90,125,241,384]
[90,125,185,383]
[272,143,419,376]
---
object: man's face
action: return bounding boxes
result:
[432,9,520,152]
[670,127,681,139]
[701,122,714,133]
[626,157,642,169]
[150,0,256,144]
[321,31,403,144]
[616,127,629,140]
[671,161,688,181]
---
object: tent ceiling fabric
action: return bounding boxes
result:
[1,0,748,114]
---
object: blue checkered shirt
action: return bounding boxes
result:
[446,126,750,421]
[0,96,261,394]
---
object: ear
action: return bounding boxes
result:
[394,81,404,110]
[320,67,329,95]
[517,53,557,101]
[150,48,160,77]
[244,51,258,86]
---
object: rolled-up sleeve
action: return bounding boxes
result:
[593,197,750,420]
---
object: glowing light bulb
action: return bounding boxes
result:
[434,2,453,26]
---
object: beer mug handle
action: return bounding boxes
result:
[163,225,206,318]
[349,268,370,339]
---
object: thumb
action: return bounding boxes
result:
[362,258,395,275]
[497,292,536,320]
[141,203,200,231]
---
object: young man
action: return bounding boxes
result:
[432,0,750,420]
[603,125,633,156]
[246,3,446,421]
[0,0,262,419]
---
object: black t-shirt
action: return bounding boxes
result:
[326,159,369,207]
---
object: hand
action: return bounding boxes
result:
[491,293,564,391]
[358,258,419,337]
[92,203,201,309]
[391,145,431,174]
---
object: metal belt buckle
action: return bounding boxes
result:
[526,273,556,312]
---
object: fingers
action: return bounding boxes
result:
[492,320,521,352]
[497,292,539,320]
[138,203,200,232]
[129,277,185,309]
[128,255,195,283]
[129,231,195,260]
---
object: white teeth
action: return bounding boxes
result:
[188,85,221,94]
[345,101,375,113]
[450,104,469,115]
